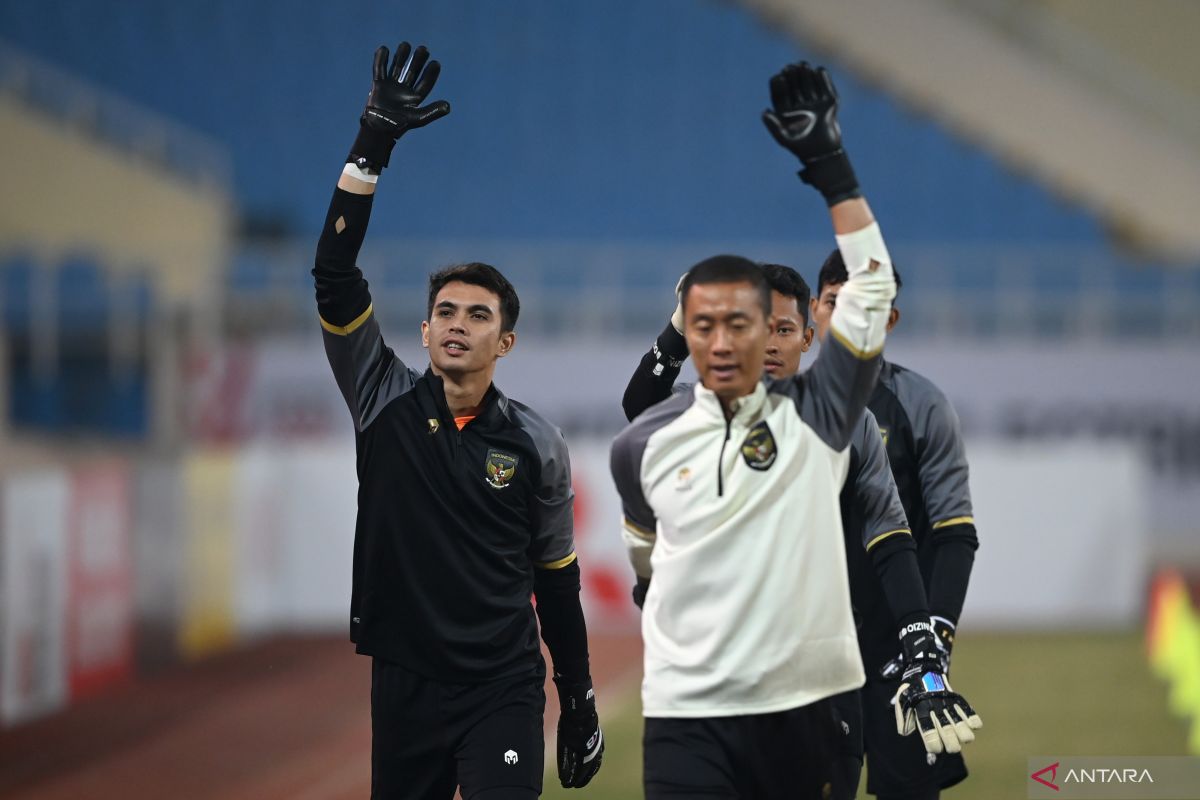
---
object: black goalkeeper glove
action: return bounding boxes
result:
[761,62,861,206]
[881,615,955,680]
[889,619,983,755]
[348,42,451,172]
[553,675,604,788]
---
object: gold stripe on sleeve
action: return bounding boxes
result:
[622,518,656,541]
[829,324,885,361]
[865,528,912,551]
[535,552,578,570]
[320,303,374,336]
[932,516,975,530]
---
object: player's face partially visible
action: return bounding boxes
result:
[684,281,771,402]
[421,280,515,376]
[763,290,814,379]
[811,282,840,343]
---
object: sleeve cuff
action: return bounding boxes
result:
[656,321,689,362]
[835,222,892,278]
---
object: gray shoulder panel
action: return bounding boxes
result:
[610,389,695,531]
[321,312,417,431]
[890,364,974,525]
[851,408,910,549]
[770,337,880,451]
[508,400,576,564]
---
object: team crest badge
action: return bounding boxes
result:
[878,426,889,446]
[485,449,518,489]
[427,418,440,434]
[741,421,777,471]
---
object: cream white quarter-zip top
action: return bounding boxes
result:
[635,382,862,717]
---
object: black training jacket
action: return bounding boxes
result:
[313,188,577,683]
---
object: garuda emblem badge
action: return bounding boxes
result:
[741,421,778,471]
[485,449,518,489]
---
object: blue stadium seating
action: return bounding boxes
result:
[2,0,1194,327]
[0,0,1104,245]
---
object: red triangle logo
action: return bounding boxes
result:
[1031,762,1060,791]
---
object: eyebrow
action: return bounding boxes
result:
[436,300,494,315]
[693,310,754,322]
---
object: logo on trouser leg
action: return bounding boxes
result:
[504,749,518,765]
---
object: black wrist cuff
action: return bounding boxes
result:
[348,123,396,171]
[553,672,594,705]
[654,322,689,365]
[799,149,862,207]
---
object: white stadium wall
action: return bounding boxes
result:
[0,336,1188,726]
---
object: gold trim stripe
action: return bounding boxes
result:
[932,516,975,530]
[320,304,374,336]
[865,528,912,551]
[622,518,656,541]
[535,552,578,570]
[829,324,884,361]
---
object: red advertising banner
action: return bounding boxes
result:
[67,462,134,700]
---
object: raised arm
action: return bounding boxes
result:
[765,63,980,756]
[621,275,690,421]
[764,63,894,451]
[315,43,450,430]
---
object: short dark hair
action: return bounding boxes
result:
[427,262,520,331]
[760,263,811,326]
[679,255,771,318]
[816,249,902,305]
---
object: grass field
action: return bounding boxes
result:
[543,630,1192,799]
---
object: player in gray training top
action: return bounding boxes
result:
[812,252,980,800]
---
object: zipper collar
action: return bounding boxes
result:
[423,366,509,431]
[693,380,768,427]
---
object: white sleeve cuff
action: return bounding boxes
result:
[341,162,379,185]
[828,222,896,358]
[621,521,656,579]
[835,222,891,278]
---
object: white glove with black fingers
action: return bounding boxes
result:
[890,619,983,755]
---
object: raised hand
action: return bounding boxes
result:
[349,41,451,172]
[762,62,861,205]
[363,43,451,138]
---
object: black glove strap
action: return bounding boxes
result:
[554,674,595,713]
[654,322,689,367]
[348,123,397,172]
[898,616,940,666]
[799,149,862,207]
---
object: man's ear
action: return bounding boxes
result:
[497,330,516,358]
[887,307,901,333]
[420,320,430,349]
[801,326,815,353]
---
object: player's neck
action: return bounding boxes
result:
[433,363,495,417]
